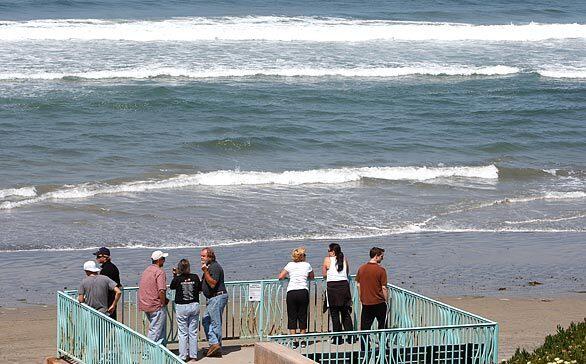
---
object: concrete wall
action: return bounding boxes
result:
[254,342,317,364]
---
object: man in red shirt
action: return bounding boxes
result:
[138,250,169,345]
[355,247,388,331]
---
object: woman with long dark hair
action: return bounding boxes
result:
[170,259,201,362]
[322,243,353,342]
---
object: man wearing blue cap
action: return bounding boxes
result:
[94,247,122,320]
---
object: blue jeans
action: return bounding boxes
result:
[145,307,167,345]
[202,293,228,345]
[176,302,200,360]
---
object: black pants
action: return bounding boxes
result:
[360,302,387,351]
[286,289,309,330]
[360,302,387,330]
[330,305,353,332]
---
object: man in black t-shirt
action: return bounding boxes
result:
[94,247,122,320]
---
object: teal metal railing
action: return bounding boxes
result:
[267,281,499,364]
[59,276,498,363]
[57,291,183,364]
[269,323,499,364]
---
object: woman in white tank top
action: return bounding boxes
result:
[322,243,353,342]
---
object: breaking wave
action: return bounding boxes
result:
[0,186,37,199]
[538,68,586,79]
[0,164,498,210]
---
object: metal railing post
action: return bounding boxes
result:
[259,280,265,340]
[493,323,499,363]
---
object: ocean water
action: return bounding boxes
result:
[0,1,585,300]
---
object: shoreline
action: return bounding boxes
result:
[1,231,584,307]
[2,295,585,363]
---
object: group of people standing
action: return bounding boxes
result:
[78,247,227,363]
[77,243,388,363]
[279,244,388,343]
[136,247,227,362]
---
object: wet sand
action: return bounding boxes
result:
[2,232,585,306]
[2,296,585,363]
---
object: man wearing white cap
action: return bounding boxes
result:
[78,261,122,315]
[138,250,170,345]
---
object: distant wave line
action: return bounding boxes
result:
[2,66,585,80]
[0,65,522,80]
[1,17,585,42]
[0,164,498,210]
[538,68,586,79]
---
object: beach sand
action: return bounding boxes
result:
[2,296,584,363]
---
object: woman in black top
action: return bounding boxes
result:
[170,259,202,362]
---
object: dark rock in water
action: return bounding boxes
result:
[528,281,543,286]
[498,287,506,291]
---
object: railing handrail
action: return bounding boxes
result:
[388,283,496,324]
[66,274,495,326]
[269,321,498,339]
[57,290,183,363]
[59,275,498,363]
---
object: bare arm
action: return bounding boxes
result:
[308,270,315,280]
[321,257,330,277]
[278,269,288,280]
[382,286,388,302]
[345,258,351,278]
[107,287,122,314]
[202,266,218,288]
[78,294,85,304]
[158,289,168,305]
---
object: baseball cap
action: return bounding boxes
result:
[151,250,169,260]
[83,260,101,272]
[93,247,111,256]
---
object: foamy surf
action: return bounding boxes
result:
[492,191,586,205]
[0,65,521,81]
[0,17,585,42]
[0,187,37,199]
[1,225,582,253]
[538,68,586,79]
[0,165,498,210]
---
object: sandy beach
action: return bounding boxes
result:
[2,295,584,363]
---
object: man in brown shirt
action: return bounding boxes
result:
[355,247,388,331]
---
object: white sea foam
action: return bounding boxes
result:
[1,224,582,253]
[504,214,586,225]
[0,17,584,42]
[493,191,586,204]
[0,186,37,199]
[538,68,586,79]
[0,65,520,81]
[0,165,498,210]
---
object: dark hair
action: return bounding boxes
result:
[202,247,216,262]
[329,243,344,272]
[369,247,385,258]
[177,259,190,275]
